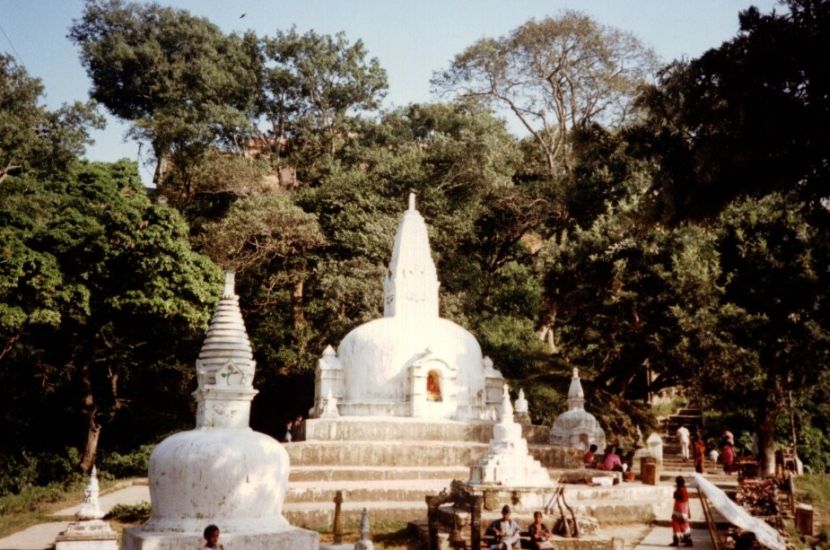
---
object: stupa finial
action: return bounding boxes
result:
[223,271,236,298]
[408,192,416,211]
[567,367,585,410]
[499,384,515,424]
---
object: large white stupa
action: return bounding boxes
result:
[123,273,318,550]
[309,194,504,420]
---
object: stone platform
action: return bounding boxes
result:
[121,527,319,550]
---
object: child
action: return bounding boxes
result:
[203,524,224,549]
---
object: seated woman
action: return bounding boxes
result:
[601,447,622,471]
[528,511,554,550]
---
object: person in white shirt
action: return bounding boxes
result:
[676,425,691,461]
[488,505,522,549]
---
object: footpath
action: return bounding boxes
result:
[0,482,149,550]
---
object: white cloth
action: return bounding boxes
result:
[676,426,690,460]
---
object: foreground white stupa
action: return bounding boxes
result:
[123,273,318,550]
[549,368,606,452]
[470,386,553,487]
[309,193,504,420]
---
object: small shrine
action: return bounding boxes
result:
[122,273,318,550]
[469,385,553,488]
[54,467,117,550]
[309,194,505,421]
[550,368,606,452]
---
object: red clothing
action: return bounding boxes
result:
[672,486,690,535]
[583,451,595,467]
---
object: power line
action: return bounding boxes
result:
[0,21,24,65]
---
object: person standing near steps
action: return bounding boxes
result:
[670,476,693,547]
[677,425,691,462]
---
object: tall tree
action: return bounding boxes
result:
[630,0,830,223]
[0,54,103,184]
[69,0,261,196]
[0,161,220,474]
[433,12,657,178]
[258,28,388,184]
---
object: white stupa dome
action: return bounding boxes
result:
[310,193,503,420]
[550,368,606,451]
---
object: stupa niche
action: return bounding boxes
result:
[549,368,606,452]
[310,193,504,420]
[122,272,318,550]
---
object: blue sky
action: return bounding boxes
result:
[1,0,780,183]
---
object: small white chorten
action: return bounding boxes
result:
[54,467,118,550]
[469,386,553,487]
[353,508,374,550]
[549,368,607,452]
[514,388,531,424]
[122,272,318,550]
[310,193,504,420]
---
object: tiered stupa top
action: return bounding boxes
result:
[335,193,487,411]
[139,273,291,534]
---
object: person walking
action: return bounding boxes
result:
[670,476,693,547]
[677,425,691,462]
[692,434,706,474]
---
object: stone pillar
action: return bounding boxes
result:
[408,363,427,417]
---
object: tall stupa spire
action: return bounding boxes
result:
[567,367,585,410]
[193,271,258,429]
[383,192,440,319]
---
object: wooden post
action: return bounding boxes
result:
[333,490,344,544]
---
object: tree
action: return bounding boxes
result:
[0,161,221,474]
[69,0,261,195]
[630,0,830,223]
[0,54,103,184]
[698,193,830,474]
[433,12,657,178]
[258,28,388,184]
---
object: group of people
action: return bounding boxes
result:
[677,425,737,474]
[486,505,555,550]
[582,444,632,472]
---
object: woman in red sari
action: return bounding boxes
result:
[671,476,692,546]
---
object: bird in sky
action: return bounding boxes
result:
[239,13,246,19]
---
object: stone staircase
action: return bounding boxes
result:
[282,417,578,529]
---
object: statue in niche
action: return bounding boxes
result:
[426,370,442,401]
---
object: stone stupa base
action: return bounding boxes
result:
[122,525,319,550]
[55,519,118,550]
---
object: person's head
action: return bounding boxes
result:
[203,525,220,546]
[501,505,511,518]
[675,476,685,488]
[589,444,598,453]
[533,511,543,523]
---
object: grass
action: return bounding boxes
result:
[0,477,138,539]
[794,474,830,549]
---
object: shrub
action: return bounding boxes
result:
[99,445,154,478]
[106,501,152,523]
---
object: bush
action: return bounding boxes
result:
[106,501,152,523]
[99,445,154,478]
[0,448,82,496]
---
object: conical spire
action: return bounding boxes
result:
[194,272,258,429]
[499,384,515,425]
[383,192,440,320]
[567,367,585,410]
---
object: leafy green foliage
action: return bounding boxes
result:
[106,501,152,523]
[69,0,261,192]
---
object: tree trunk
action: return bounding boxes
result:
[757,407,779,477]
[292,277,306,331]
[78,363,101,474]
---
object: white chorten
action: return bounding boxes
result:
[469,385,553,487]
[549,368,606,451]
[310,193,504,420]
[123,273,318,550]
[54,467,118,550]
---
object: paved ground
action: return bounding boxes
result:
[0,482,150,550]
[633,490,715,550]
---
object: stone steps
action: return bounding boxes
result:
[285,440,579,469]
[289,465,469,482]
[300,417,550,444]
[286,480,448,504]
[284,499,427,529]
